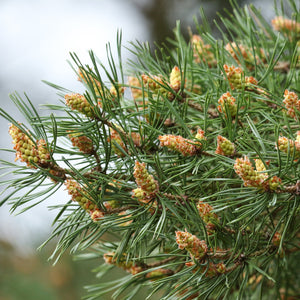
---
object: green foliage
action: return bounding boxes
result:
[1,1,300,299]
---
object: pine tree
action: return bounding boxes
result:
[1,1,300,299]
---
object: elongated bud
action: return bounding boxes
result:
[65,93,94,117]
[68,132,94,154]
[159,134,198,156]
[175,230,208,260]
[169,66,181,92]
[215,135,235,156]
[217,92,237,117]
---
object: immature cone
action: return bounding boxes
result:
[283,90,300,120]
[65,93,94,117]
[191,35,216,67]
[133,161,159,195]
[68,132,94,154]
[217,92,237,117]
[215,135,235,156]
[175,230,208,260]
[159,134,199,156]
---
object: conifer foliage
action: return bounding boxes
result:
[1,1,300,299]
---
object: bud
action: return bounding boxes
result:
[68,132,94,154]
[108,127,141,157]
[223,64,243,90]
[197,201,219,232]
[117,211,133,227]
[254,159,267,172]
[128,76,147,101]
[215,135,235,156]
[267,176,282,191]
[132,187,147,200]
[277,135,300,159]
[194,128,206,149]
[64,179,99,214]
[234,156,265,187]
[169,66,182,92]
[145,268,173,280]
[283,90,300,120]
[133,161,159,195]
[142,74,169,96]
[271,16,300,37]
[103,252,143,275]
[225,42,255,68]
[191,35,216,67]
[78,67,103,97]
[8,124,51,168]
[217,92,237,118]
[90,209,105,222]
[223,64,257,90]
[272,231,282,247]
[158,134,198,156]
[37,139,51,165]
[175,230,208,260]
[205,262,226,277]
[65,93,94,118]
